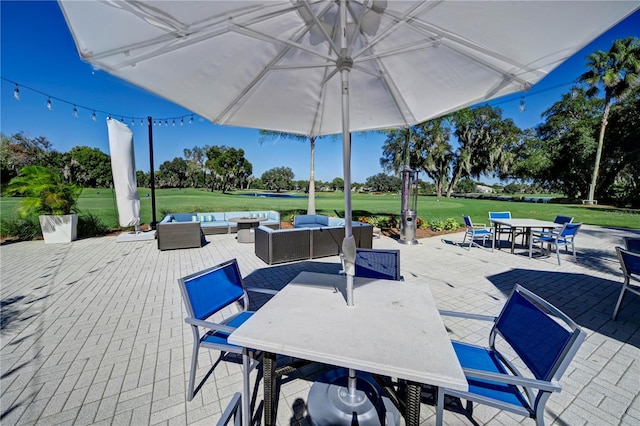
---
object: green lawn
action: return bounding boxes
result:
[1,188,638,230]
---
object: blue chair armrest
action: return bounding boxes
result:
[463,368,562,392]
[185,317,237,333]
[439,310,497,322]
[246,287,279,296]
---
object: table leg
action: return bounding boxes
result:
[242,351,251,426]
[405,381,421,426]
[263,352,277,426]
[510,228,516,254]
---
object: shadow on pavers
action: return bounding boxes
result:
[488,269,640,348]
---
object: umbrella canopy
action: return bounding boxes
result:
[59,1,638,135]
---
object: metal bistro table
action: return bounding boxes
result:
[228,217,266,243]
[491,218,560,258]
[228,271,467,426]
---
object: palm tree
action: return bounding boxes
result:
[579,36,640,203]
[259,130,335,214]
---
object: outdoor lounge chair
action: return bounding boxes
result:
[462,215,494,251]
[354,248,402,281]
[437,284,585,426]
[612,247,640,320]
[177,259,277,403]
[532,223,582,265]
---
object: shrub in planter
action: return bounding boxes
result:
[6,166,82,243]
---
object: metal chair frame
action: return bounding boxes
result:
[177,258,277,421]
[437,284,585,426]
[462,215,495,252]
[612,247,640,320]
[532,223,582,265]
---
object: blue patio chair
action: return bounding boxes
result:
[488,211,523,246]
[462,215,494,252]
[532,215,574,239]
[623,237,640,254]
[532,223,582,265]
[612,247,640,320]
[177,259,277,402]
[354,248,402,281]
[437,284,585,426]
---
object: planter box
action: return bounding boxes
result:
[39,214,78,244]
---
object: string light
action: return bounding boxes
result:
[92,111,97,121]
[519,97,526,112]
[13,84,20,100]
[164,120,168,127]
[189,115,193,124]
[172,119,176,126]
[131,118,135,126]
[73,105,79,117]
[46,98,52,110]
[140,119,144,126]
[180,118,184,126]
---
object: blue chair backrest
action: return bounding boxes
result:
[462,215,472,227]
[618,248,640,276]
[495,288,574,380]
[178,259,246,320]
[623,237,640,254]
[560,223,581,238]
[355,249,401,281]
[554,215,573,225]
[489,211,511,221]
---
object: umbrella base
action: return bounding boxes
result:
[307,369,401,426]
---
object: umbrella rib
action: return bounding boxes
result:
[85,2,305,66]
[230,23,335,63]
[218,14,330,128]
[399,17,542,86]
[300,1,340,56]
[351,1,439,60]
[355,39,441,63]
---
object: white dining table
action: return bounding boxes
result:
[228,271,467,426]
[491,218,561,257]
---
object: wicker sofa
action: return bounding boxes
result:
[156,211,280,250]
[255,222,373,265]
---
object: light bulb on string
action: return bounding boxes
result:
[73,105,79,117]
[180,118,184,126]
[519,97,526,112]
[92,111,97,121]
[46,98,52,110]
[140,119,144,126]
[165,120,168,127]
[131,118,135,126]
[13,84,20,100]
[189,115,193,124]
[172,119,176,126]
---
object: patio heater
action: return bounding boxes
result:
[399,166,419,245]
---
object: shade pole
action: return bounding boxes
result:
[147,116,157,229]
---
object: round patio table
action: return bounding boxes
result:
[228,217,267,243]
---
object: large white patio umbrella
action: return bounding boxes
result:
[58,0,638,422]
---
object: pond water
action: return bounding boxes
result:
[237,193,308,199]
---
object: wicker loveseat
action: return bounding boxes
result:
[156,211,280,250]
[255,222,373,265]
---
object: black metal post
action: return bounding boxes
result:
[148,116,157,229]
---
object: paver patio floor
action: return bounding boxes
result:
[1,225,639,425]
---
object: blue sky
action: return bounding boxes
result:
[2,1,639,184]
